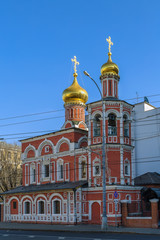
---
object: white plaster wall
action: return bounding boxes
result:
[132,102,160,177]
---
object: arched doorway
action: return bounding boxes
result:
[91,202,101,224]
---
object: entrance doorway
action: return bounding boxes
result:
[91,202,101,224]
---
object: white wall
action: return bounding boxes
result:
[132,102,160,177]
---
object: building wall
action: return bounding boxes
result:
[132,102,160,177]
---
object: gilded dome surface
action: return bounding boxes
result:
[62,73,88,105]
[101,53,119,76]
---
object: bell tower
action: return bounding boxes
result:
[100,36,120,99]
[62,56,88,129]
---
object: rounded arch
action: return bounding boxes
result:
[24,144,36,159]
[8,196,19,205]
[20,195,33,204]
[91,110,102,119]
[105,109,120,118]
[49,193,64,202]
[34,194,47,203]
[38,139,54,157]
[77,136,88,148]
[56,137,70,153]
[123,111,130,120]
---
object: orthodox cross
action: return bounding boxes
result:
[106,36,113,53]
[71,56,79,74]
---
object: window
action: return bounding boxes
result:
[81,161,86,178]
[57,160,63,180]
[123,115,129,137]
[24,201,30,214]
[93,114,101,137]
[45,146,49,153]
[13,201,17,209]
[38,201,44,214]
[124,160,130,176]
[94,165,100,175]
[93,159,101,177]
[53,200,60,214]
[30,165,36,183]
[44,164,49,178]
[108,113,117,135]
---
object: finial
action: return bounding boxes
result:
[106,36,113,54]
[71,56,79,75]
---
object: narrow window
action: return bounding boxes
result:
[25,201,30,214]
[93,114,101,137]
[13,201,17,209]
[81,161,86,178]
[44,164,49,178]
[38,201,44,214]
[108,113,117,135]
[53,200,60,214]
[94,165,100,175]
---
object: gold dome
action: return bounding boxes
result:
[101,52,119,76]
[62,73,88,106]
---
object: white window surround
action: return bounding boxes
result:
[37,200,45,215]
[124,159,130,176]
[45,146,49,153]
[79,156,87,180]
[24,200,31,215]
[57,159,64,181]
[52,198,61,215]
[93,158,101,177]
[30,164,36,184]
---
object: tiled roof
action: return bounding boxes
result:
[134,172,160,186]
[0,180,88,195]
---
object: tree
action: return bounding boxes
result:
[0,142,22,192]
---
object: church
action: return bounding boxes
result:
[1,37,141,226]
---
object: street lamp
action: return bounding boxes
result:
[83,71,107,230]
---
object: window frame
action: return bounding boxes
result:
[52,199,61,215]
[38,200,45,215]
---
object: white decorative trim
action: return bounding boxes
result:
[38,139,54,157]
[77,136,88,148]
[24,144,36,159]
[56,137,71,153]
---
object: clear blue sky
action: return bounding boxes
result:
[0,0,160,143]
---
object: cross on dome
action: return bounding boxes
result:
[71,56,79,74]
[106,36,113,54]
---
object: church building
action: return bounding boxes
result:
[1,37,141,226]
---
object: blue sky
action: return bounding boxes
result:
[0,0,160,143]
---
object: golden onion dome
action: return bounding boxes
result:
[62,73,88,106]
[101,52,119,76]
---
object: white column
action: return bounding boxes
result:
[120,146,124,184]
[120,104,123,144]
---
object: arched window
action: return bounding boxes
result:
[53,200,61,214]
[93,114,101,137]
[24,201,31,214]
[124,159,130,176]
[93,158,101,177]
[38,200,45,214]
[123,114,129,137]
[108,113,117,135]
[81,161,86,178]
